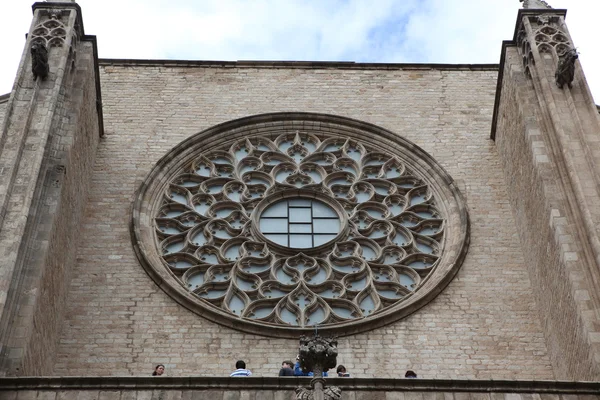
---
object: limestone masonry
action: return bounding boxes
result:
[54,63,550,379]
[1,2,600,399]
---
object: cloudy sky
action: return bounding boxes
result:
[1,0,598,103]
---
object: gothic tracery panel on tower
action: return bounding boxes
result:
[31,12,68,48]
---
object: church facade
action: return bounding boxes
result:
[1,0,600,398]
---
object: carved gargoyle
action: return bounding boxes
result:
[295,386,342,400]
[31,42,49,80]
[555,48,578,89]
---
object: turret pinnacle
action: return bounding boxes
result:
[519,0,552,8]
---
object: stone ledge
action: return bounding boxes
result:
[98,58,499,71]
[0,377,599,394]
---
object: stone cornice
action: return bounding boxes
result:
[0,377,599,394]
[98,58,499,71]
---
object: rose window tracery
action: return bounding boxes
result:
[134,113,469,336]
[156,131,444,325]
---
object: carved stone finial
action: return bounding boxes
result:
[555,48,578,89]
[31,42,49,80]
[296,334,341,400]
[519,0,552,8]
[298,334,338,377]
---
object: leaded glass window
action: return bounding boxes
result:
[260,199,340,248]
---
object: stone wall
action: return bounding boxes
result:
[19,41,101,375]
[0,37,101,376]
[53,61,554,380]
[494,46,600,379]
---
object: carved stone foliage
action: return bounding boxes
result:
[298,335,338,375]
[555,48,578,89]
[295,386,342,400]
[31,42,49,80]
[133,113,469,336]
[155,131,444,328]
[30,11,69,48]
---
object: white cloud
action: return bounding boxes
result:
[0,0,598,103]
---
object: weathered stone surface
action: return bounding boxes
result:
[0,1,101,377]
[49,61,552,380]
[0,98,7,128]
[3,0,600,387]
[494,9,600,380]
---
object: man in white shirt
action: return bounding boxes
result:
[230,360,252,377]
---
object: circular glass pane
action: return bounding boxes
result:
[259,198,340,248]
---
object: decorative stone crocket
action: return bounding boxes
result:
[295,386,342,400]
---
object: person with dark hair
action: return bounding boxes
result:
[405,370,417,378]
[336,365,350,377]
[152,364,165,376]
[279,360,294,376]
[293,355,328,377]
[230,360,252,377]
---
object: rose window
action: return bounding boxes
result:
[133,113,469,336]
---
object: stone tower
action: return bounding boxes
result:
[492,3,600,379]
[0,0,102,375]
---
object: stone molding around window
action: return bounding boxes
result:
[132,113,470,337]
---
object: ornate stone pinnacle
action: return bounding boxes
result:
[519,0,552,9]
